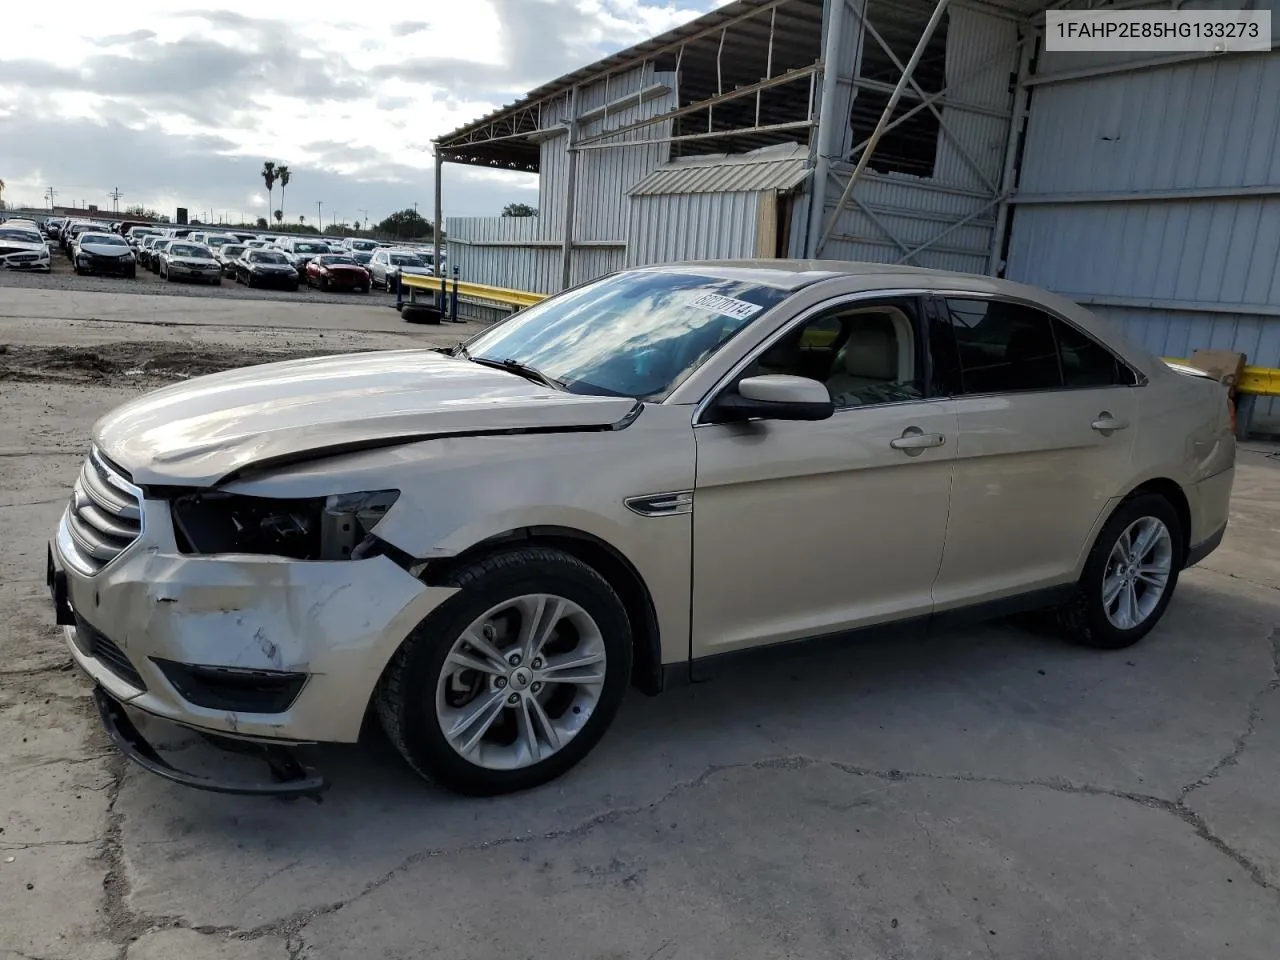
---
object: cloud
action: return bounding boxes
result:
[0,107,536,223]
[94,29,157,46]
[0,0,726,219]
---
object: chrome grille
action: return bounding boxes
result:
[62,450,142,575]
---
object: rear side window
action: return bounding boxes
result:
[930,298,1132,396]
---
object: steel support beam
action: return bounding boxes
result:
[560,86,580,292]
[987,29,1033,274]
[806,0,857,257]
[1011,184,1280,204]
[433,153,443,279]
[817,0,952,257]
[849,3,999,194]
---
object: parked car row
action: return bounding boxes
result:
[3,214,449,296]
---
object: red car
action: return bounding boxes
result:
[305,254,371,293]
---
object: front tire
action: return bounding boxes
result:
[376,547,632,796]
[1056,493,1183,650]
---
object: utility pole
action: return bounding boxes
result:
[45,187,57,211]
[109,187,122,213]
[316,200,322,231]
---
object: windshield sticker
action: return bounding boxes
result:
[688,293,764,321]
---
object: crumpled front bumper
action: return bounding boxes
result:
[49,496,457,745]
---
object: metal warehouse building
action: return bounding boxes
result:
[434,0,1280,429]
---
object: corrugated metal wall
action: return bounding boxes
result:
[626,192,762,266]
[448,64,672,294]
[809,5,1018,272]
[1005,13,1280,430]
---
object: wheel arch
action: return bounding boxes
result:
[419,525,664,697]
[1118,477,1192,565]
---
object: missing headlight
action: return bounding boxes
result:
[171,490,399,560]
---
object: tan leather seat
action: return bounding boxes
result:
[826,316,899,404]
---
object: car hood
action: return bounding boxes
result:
[0,239,46,255]
[170,256,218,266]
[392,264,432,274]
[93,349,640,487]
[249,262,294,270]
[79,241,131,256]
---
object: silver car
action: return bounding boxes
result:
[47,261,1234,798]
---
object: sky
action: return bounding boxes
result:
[0,0,727,228]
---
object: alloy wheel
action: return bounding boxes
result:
[435,593,607,771]
[1102,516,1173,630]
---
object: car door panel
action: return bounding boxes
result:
[692,401,958,657]
[927,295,1139,609]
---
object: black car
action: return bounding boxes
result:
[235,249,300,290]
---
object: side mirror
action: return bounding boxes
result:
[712,374,834,423]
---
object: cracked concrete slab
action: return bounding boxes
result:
[3,293,1280,960]
[125,928,292,960]
[297,762,1278,959]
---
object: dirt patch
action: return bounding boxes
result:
[0,341,360,385]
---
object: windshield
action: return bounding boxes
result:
[206,236,234,247]
[249,250,288,263]
[294,243,329,253]
[390,254,424,266]
[316,255,357,265]
[170,243,210,258]
[221,245,246,258]
[350,240,378,251]
[465,271,791,400]
[352,251,373,263]
[0,228,42,242]
[81,234,126,246]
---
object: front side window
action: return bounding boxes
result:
[930,298,1132,395]
[742,298,925,409]
[465,270,791,400]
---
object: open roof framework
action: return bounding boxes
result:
[432,0,1126,275]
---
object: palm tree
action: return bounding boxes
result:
[299,214,305,225]
[261,161,277,220]
[277,166,290,224]
[0,178,6,210]
[274,209,283,225]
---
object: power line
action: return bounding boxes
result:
[45,186,57,210]
[109,187,123,213]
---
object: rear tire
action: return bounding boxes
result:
[1055,493,1183,650]
[376,547,631,796]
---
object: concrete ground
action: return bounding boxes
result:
[2,287,1278,960]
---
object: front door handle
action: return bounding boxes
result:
[1091,412,1130,434]
[890,429,946,451]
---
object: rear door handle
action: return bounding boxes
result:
[890,430,946,451]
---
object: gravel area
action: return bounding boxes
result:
[0,247,405,306]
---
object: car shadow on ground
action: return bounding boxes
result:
[119,574,1270,828]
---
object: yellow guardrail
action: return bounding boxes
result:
[1162,357,1280,397]
[400,274,546,311]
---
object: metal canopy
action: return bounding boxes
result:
[434,0,827,170]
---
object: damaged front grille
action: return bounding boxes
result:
[61,449,143,575]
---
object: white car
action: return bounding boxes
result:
[72,233,137,278]
[367,248,434,289]
[47,261,1234,798]
[0,222,52,271]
